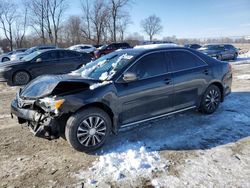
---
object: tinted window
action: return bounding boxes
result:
[171,51,206,72]
[129,52,168,79]
[40,51,58,61]
[225,45,235,50]
[80,46,91,49]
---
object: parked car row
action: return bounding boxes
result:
[184,43,239,61]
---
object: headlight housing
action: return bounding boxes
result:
[38,97,65,114]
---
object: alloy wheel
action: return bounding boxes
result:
[205,89,220,111]
[77,116,107,147]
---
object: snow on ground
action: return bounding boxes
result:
[236,74,250,80]
[233,50,250,64]
[73,90,250,187]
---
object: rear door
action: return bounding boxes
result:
[56,51,83,74]
[30,51,59,77]
[169,50,210,110]
[115,51,174,125]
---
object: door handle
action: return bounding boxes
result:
[164,78,172,85]
[203,69,209,75]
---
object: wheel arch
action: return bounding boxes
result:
[74,102,117,134]
[207,81,224,102]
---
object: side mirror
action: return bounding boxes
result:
[123,72,137,82]
[36,58,42,63]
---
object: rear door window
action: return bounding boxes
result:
[129,52,168,79]
[40,51,58,61]
[170,51,206,72]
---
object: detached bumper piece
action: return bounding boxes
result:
[11,100,60,140]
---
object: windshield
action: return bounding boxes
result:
[25,47,36,54]
[98,45,107,50]
[22,51,42,61]
[72,51,138,80]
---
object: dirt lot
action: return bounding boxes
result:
[1,59,250,187]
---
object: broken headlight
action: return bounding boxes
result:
[38,97,65,114]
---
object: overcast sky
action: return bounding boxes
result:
[68,0,250,39]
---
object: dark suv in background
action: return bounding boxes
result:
[11,45,232,152]
[94,42,131,58]
[198,44,238,61]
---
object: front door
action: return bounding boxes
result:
[115,51,174,125]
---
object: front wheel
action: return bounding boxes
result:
[65,107,111,152]
[200,85,221,114]
[13,71,31,85]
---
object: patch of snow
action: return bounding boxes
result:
[234,50,250,64]
[89,81,113,90]
[74,143,169,186]
[99,72,109,81]
[239,50,250,58]
[81,60,106,78]
[235,74,250,80]
[73,91,250,187]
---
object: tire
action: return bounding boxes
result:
[233,53,238,60]
[200,85,221,114]
[65,107,112,152]
[13,71,31,85]
[2,57,10,62]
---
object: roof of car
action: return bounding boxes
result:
[115,44,191,55]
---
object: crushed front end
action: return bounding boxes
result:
[11,89,65,139]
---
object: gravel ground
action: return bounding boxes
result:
[0,59,250,187]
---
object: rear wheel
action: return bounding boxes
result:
[200,85,221,114]
[13,71,30,85]
[65,107,111,152]
[233,53,238,60]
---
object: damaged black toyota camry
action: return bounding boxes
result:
[11,44,232,152]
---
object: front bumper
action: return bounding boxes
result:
[11,99,60,139]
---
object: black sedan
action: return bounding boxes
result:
[0,49,91,85]
[11,46,232,152]
[198,44,238,61]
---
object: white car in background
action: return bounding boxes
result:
[68,44,96,54]
[0,48,27,62]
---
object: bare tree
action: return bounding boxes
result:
[109,0,130,42]
[27,0,47,44]
[65,16,82,45]
[47,0,68,45]
[91,0,109,44]
[117,13,131,41]
[0,0,17,50]
[27,0,67,45]
[14,6,28,48]
[141,15,163,41]
[80,0,92,42]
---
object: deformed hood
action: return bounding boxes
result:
[20,74,98,99]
